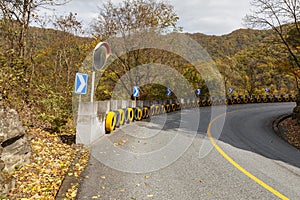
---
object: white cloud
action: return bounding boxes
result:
[36,0,252,35]
[172,0,251,35]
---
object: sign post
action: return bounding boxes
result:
[166,88,172,104]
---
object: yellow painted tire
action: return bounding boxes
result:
[105,112,116,133]
[156,105,160,115]
[207,100,211,106]
[225,99,229,105]
[177,103,181,110]
[190,101,194,108]
[134,108,141,121]
[166,104,171,113]
[161,105,166,113]
[172,104,176,111]
[187,101,191,108]
[127,108,134,122]
[278,97,282,102]
[143,107,149,119]
[139,108,143,119]
[284,97,289,102]
[118,109,125,126]
[150,106,156,116]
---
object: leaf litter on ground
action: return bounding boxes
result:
[7,128,89,199]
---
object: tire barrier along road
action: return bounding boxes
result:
[104,94,297,134]
[105,111,116,133]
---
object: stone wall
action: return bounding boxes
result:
[0,107,31,196]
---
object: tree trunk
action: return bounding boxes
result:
[293,89,300,125]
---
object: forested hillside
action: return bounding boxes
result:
[0,24,299,131]
[0,20,94,132]
[189,28,299,97]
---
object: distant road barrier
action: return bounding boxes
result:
[76,94,297,146]
[104,94,296,133]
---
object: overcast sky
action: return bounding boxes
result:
[39,0,252,36]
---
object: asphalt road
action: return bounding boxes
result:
[77,103,300,200]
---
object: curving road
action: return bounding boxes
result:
[77,103,300,200]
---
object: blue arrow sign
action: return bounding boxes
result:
[196,89,201,96]
[166,88,172,96]
[133,86,140,97]
[229,88,233,94]
[75,73,88,94]
[265,88,269,93]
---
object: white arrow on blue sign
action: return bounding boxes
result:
[265,88,269,93]
[133,86,140,97]
[196,89,201,96]
[229,88,233,94]
[75,73,88,94]
[166,88,172,96]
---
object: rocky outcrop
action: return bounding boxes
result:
[0,107,31,196]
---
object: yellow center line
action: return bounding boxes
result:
[208,111,289,200]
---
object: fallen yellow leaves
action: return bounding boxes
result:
[279,118,300,149]
[7,128,89,199]
[114,139,128,146]
[100,175,106,179]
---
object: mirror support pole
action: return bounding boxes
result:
[91,71,96,102]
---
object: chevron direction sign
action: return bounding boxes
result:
[75,73,88,94]
[133,86,140,97]
[265,88,269,93]
[166,88,172,96]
